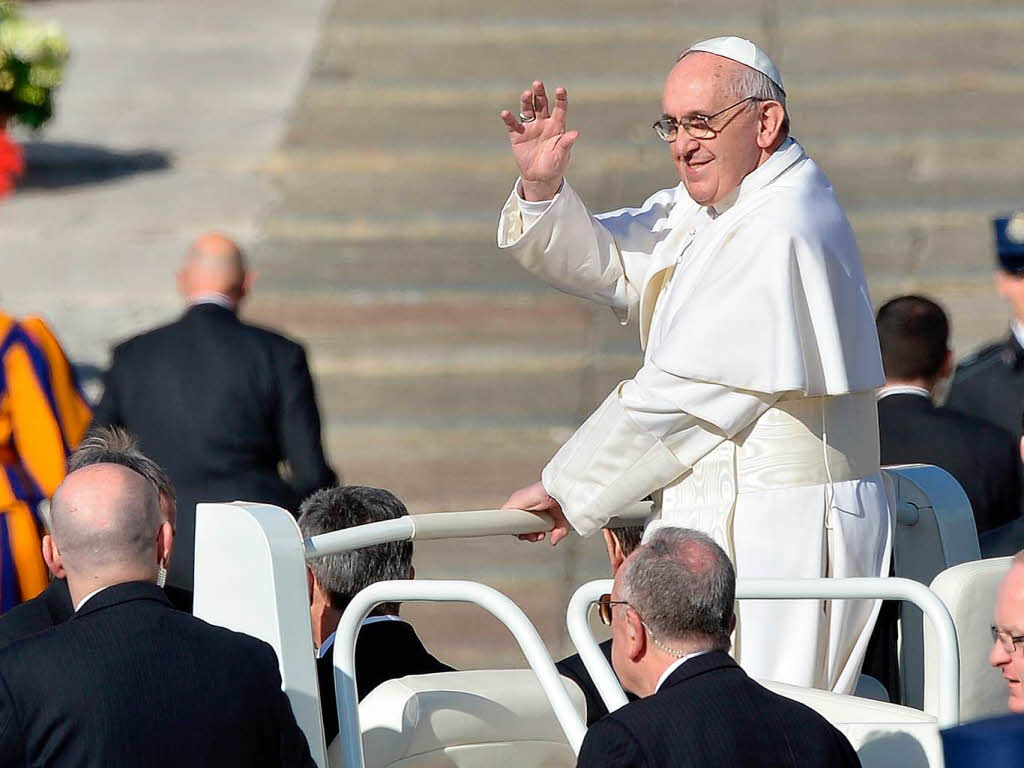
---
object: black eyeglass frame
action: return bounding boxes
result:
[992,625,1024,655]
[652,95,759,142]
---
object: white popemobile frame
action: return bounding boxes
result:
[332,580,589,768]
[566,577,961,728]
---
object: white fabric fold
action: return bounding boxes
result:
[541,386,686,536]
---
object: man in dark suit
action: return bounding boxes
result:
[876,295,1020,535]
[556,524,643,725]
[0,462,315,767]
[298,485,452,745]
[0,427,191,649]
[947,212,1024,437]
[92,233,337,590]
[575,527,860,768]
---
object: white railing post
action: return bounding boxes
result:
[332,580,587,768]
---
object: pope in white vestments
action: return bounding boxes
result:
[497,37,891,694]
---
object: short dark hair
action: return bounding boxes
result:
[621,528,735,652]
[298,486,411,616]
[876,295,949,382]
[610,525,645,557]
[67,426,177,525]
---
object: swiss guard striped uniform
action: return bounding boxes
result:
[0,313,91,612]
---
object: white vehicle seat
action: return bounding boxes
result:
[326,670,586,768]
[762,681,942,768]
[884,465,980,708]
[924,557,1012,722]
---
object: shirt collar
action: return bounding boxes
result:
[1012,321,1024,350]
[189,293,236,311]
[707,137,801,218]
[877,385,932,402]
[316,614,403,659]
[654,649,712,692]
[75,585,110,612]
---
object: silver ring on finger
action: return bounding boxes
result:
[519,112,536,123]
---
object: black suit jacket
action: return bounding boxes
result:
[878,392,1020,533]
[0,581,314,767]
[0,577,193,650]
[93,303,337,589]
[317,618,452,744]
[557,639,637,725]
[575,652,861,768]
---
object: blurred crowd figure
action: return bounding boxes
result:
[876,295,1020,535]
[92,232,337,591]
[0,311,90,611]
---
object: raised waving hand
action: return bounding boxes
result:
[500,81,578,202]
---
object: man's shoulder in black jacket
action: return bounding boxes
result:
[0,581,314,768]
[576,652,860,768]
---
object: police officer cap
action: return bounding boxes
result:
[942,714,1024,767]
[995,210,1024,275]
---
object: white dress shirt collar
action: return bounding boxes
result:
[876,385,931,402]
[317,614,402,659]
[654,649,712,693]
[75,585,110,612]
[1012,320,1024,350]
[189,292,236,311]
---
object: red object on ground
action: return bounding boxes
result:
[0,130,24,198]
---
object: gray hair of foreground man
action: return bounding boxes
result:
[298,486,412,616]
[50,464,163,580]
[620,527,735,651]
[68,426,177,526]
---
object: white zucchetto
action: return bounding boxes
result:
[683,36,784,94]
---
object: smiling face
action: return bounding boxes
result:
[990,563,1024,712]
[662,53,773,207]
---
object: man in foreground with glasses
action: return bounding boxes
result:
[576,527,860,767]
[497,36,890,694]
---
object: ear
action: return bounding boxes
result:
[625,608,647,662]
[240,270,256,301]
[176,268,188,299]
[408,565,416,580]
[156,522,174,570]
[306,565,315,602]
[938,348,955,381]
[755,101,785,149]
[1018,436,1024,466]
[41,534,65,579]
[603,529,628,575]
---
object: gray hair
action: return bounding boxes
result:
[66,426,177,526]
[679,50,790,136]
[298,486,412,616]
[620,527,735,651]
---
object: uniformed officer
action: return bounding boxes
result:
[947,211,1024,437]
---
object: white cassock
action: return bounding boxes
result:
[497,138,892,694]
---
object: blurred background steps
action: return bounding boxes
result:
[250,0,1024,667]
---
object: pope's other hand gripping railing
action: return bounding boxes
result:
[332,580,588,768]
[567,577,961,728]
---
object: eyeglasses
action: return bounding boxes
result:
[991,626,1024,655]
[652,96,758,142]
[596,593,630,625]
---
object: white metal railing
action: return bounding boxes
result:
[332,580,587,768]
[567,577,961,727]
[304,503,651,560]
